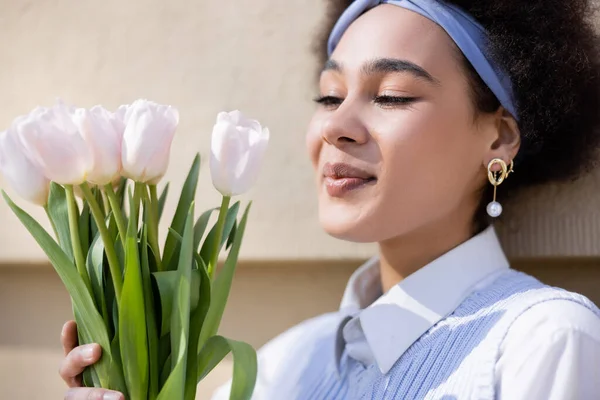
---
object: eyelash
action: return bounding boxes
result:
[313,95,418,108]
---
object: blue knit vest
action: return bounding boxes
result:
[267,270,600,400]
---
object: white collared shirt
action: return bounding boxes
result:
[213,227,600,399]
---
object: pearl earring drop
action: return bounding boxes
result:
[486,159,513,218]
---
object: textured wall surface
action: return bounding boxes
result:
[1,260,599,399]
[0,0,599,263]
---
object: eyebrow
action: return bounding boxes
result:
[323,58,440,85]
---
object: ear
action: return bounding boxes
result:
[482,107,521,170]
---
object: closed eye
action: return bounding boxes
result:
[313,95,344,108]
[313,95,420,109]
[374,95,419,107]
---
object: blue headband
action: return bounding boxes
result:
[327,0,518,120]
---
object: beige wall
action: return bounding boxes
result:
[0,0,599,399]
[1,0,600,262]
[1,260,599,400]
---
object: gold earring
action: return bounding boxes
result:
[486,158,514,217]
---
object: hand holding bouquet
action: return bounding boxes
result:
[0,99,269,400]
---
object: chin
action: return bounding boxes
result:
[318,203,379,243]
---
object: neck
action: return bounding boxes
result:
[378,211,477,294]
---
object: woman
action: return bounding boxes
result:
[60,0,600,399]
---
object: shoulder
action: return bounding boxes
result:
[476,270,600,358]
[502,297,600,351]
[257,311,343,359]
[495,270,600,345]
[480,270,598,314]
[495,298,600,399]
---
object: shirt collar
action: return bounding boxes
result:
[340,255,382,312]
[335,225,510,374]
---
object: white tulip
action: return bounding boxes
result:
[72,105,123,185]
[121,99,179,184]
[16,102,94,185]
[0,128,50,205]
[210,110,269,196]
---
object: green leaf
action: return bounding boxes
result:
[197,336,257,400]
[90,201,100,243]
[86,232,108,326]
[157,357,185,400]
[163,154,200,270]
[104,223,119,337]
[170,206,195,365]
[199,201,240,266]
[141,228,159,400]
[114,227,126,273]
[157,204,195,400]
[226,339,257,400]
[184,326,200,400]
[199,203,250,348]
[226,221,237,250]
[75,307,101,388]
[105,223,124,335]
[191,253,211,331]
[196,335,230,382]
[2,190,113,387]
[184,253,211,400]
[104,268,116,337]
[158,183,170,222]
[119,193,148,400]
[46,182,74,261]
[193,208,217,252]
[107,210,118,245]
[115,178,128,210]
[108,333,128,398]
[159,231,208,400]
[82,368,95,388]
[78,201,91,251]
[152,270,178,337]
[159,340,172,388]
[153,268,201,337]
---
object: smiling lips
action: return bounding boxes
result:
[322,162,377,197]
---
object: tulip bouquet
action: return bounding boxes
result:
[0,99,269,400]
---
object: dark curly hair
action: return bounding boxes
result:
[313,0,600,230]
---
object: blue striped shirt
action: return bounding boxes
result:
[212,227,600,399]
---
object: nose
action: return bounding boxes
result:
[320,102,370,147]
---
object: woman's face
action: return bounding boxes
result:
[307,5,499,242]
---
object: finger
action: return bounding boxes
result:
[59,343,102,387]
[61,320,78,356]
[64,388,124,400]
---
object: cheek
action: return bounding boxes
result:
[373,104,481,229]
[305,115,323,169]
[377,104,461,172]
[381,94,480,179]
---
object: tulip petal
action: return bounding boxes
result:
[74,106,122,185]
[209,111,269,197]
[16,103,93,185]
[0,129,49,205]
[121,100,179,184]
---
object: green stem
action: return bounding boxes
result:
[104,184,127,248]
[143,185,163,271]
[149,185,160,250]
[65,185,93,293]
[80,182,123,304]
[149,185,159,220]
[133,183,143,225]
[208,196,231,279]
[101,191,110,217]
